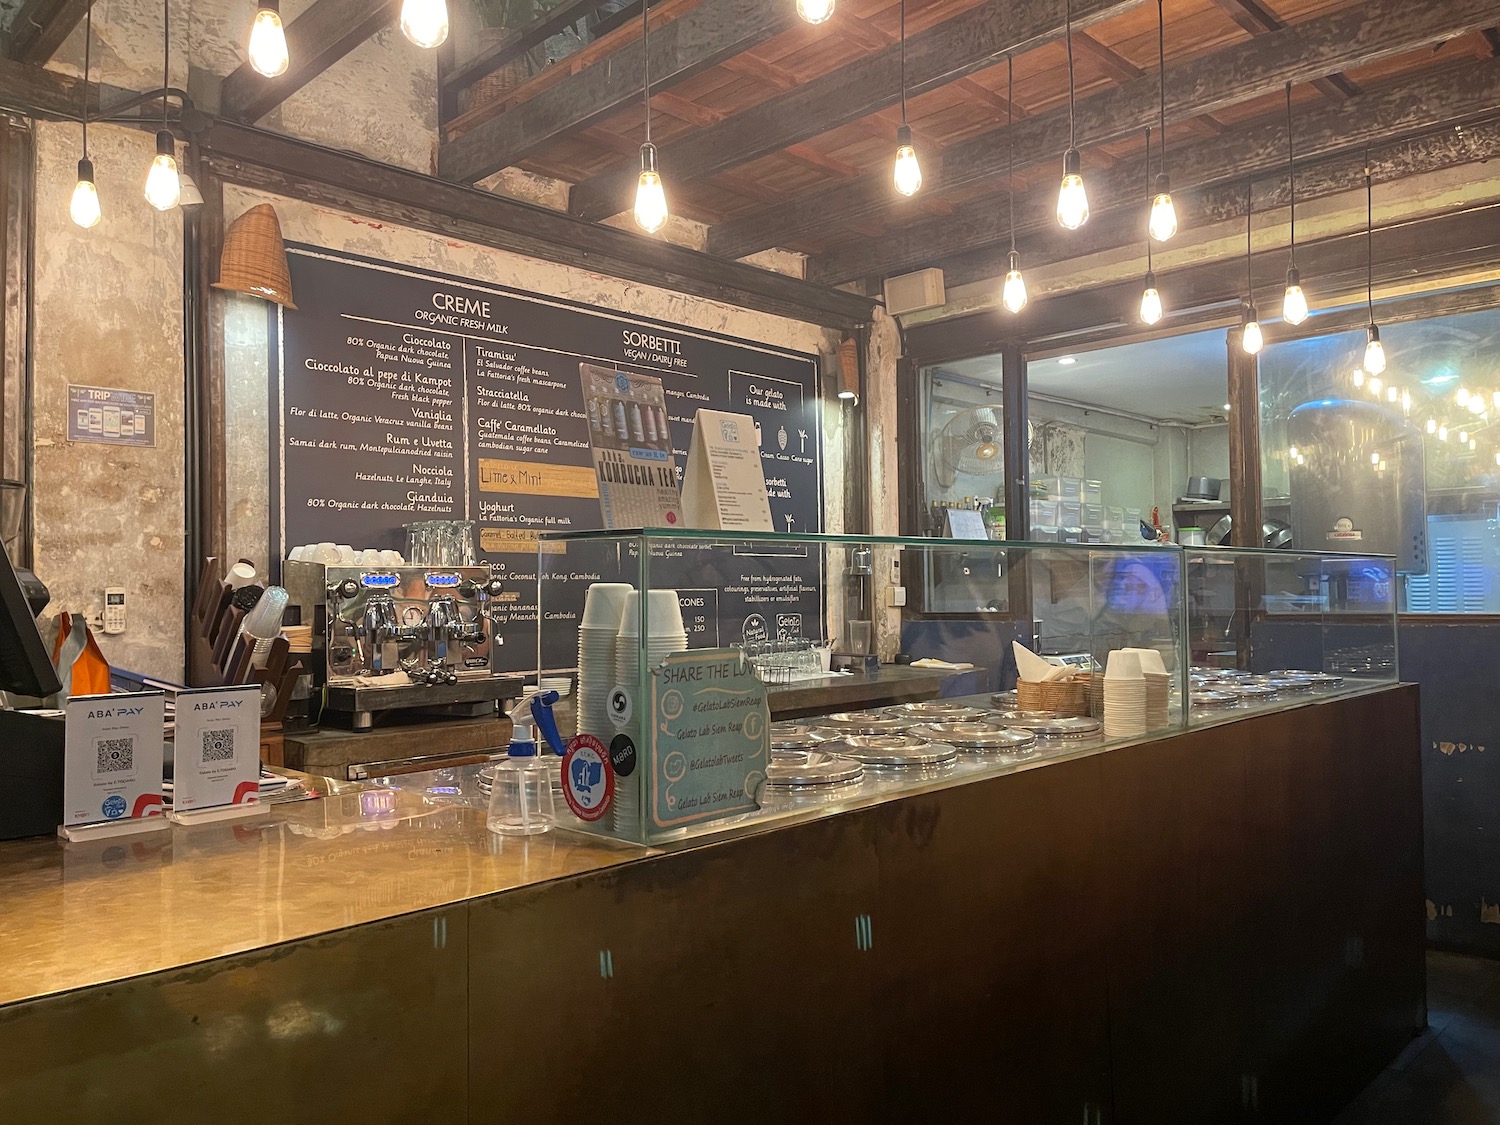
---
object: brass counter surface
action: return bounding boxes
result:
[0,682,1399,1011]
[0,775,645,1008]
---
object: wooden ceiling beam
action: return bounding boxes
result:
[442,0,613,100]
[566,0,1147,221]
[219,0,400,123]
[1206,0,1360,101]
[823,64,1500,289]
[710,0,1500,261]
[5,0,90,64]
[197,119,876,329]
[439,0,799,183]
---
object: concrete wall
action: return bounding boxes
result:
[31,120,186,678]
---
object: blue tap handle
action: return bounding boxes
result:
[530,690,566,756]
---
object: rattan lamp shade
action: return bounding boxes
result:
[213,204,296,309]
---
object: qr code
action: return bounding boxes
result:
[95,737,134,774]
[201,729,236,764]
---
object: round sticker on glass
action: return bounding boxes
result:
[562,734,615,822]
[610,734,637,778]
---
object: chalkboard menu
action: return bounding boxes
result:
[271,246,826,671]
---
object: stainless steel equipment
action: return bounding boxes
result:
[1286,398,1426,571]
[283,560,517,729]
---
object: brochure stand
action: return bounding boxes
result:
[58,816,170,843]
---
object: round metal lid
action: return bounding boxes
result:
[1227,683,1278,699]
[910,722,1037,754]
[991,690,1019,708]
[1190,690,1238,708]
[1012,715,1103,739]
[770,723,838,750]
[889,700,989,720]
[835,734,958,768]
[1300,672,1344,688]
[988,709,1064,727]
[821,711,912,735]
[1262,677,1316,693]
[765,750,865,789]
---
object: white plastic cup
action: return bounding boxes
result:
[1106,649,1143,680]
[582,582,634,630]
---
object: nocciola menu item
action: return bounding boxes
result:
[580,363,683,530]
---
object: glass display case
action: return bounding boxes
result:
[1182,546,1398,724]
[536,530,1399,844]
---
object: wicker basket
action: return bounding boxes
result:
[461,29,534,114]
[1016,674,1090,717]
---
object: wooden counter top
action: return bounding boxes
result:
[0,682,1399,1010]
[0,776,645,1007]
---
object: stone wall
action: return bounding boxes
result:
[31,120,187,678]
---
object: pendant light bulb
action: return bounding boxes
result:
[796,0,834,24]
[144,130,180,211]
[1240,304,1263,356]
[1140,271,1163,326]
[1057,148,1089,230]
[248,0,289,77]
[1001,250,1028,314]
[399,0,449,48]
[1282,267,1308,326]
[1363,323,1387,376]
[633,142,668,234]
[893,124,921,197]
[71,157,101,229]
[1148,175,1177,242]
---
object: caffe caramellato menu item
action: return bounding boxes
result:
[271,246,825,671]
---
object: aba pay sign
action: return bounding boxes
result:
[62,692,165,828]
[172,686,262,812]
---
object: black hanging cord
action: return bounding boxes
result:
[1156,0,1165,172]
[1366,146,1374,318]
[899,0,907,124]
[1245,177,1253,304]
[1145,127,1152,272]
[162,0,169,128]
[81,2,91,154]
[1065,0,1076,149]
[642,0,651,144]
[1007,53,1016,252]
[1286,82,1295,266]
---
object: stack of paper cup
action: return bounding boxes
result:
[576,583,632,743]
[611,590,688,835]
[1103,649,1148,739]
[1132,647,1172,730]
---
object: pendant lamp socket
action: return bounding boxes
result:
[1282,266,1308,326]
[1240,303,1263,356]
[1001,249,1028,314]
[1139,271,1163,326]
[633,142,668,234]
[893,123,922,197]
[1057,147,1089,230]
[144,129,180,211]
[71,156,101,229]
[1364,322,1387,376]
[1148,172,1177,242]
[248,0,289,77]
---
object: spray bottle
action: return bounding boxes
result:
[487,690,566,836]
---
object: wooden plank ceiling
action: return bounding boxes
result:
[438,0,1500,292]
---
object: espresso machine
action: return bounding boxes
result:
[283,561,522,730]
